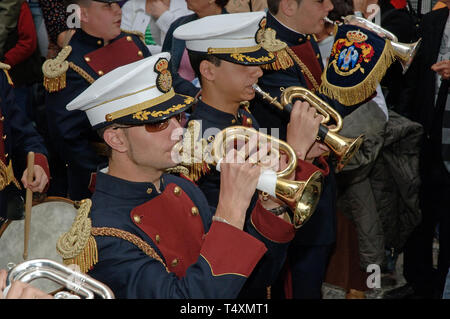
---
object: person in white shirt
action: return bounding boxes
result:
[121,0,192,54]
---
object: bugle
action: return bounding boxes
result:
[324,15,421,74]
[3,258,114,299]
[253,84,364,172]
[173,123,323,228]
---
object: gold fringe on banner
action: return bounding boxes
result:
[319,40,396,106]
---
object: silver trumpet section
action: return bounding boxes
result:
[324,15,421,74]
[4,259,114,299]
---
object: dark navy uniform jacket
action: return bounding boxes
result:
[188,99,328,297]
[87,169,271,299]
[248,12,361,246]
[0,70,49,219]
[44,29,150,200]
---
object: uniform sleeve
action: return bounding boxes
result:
[1,71,48,160]
[89,220,267,299]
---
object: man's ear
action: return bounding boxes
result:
[199,60,217,82]
[103,127,128,153]
[280,0,299,17]
[79,6,89,23]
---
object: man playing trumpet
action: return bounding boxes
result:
[173,11,330,298]
[57,40,318,297]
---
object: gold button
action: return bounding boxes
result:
[126,36,132,41]
[84,56,91,62]
[137,50,143,57]
[155,234,160,244]
[171,258,179,267]
[246,118,253,126]
[97,40,102,45]
[146,188,153,195]
[2,135,6,140]
[98,70,104,76]
[173,186,181,196]
[5,153,8,158]
[191,206,199,216]
[105,114,113,122]
[133,215,141,224]
[231,119,236,124]
[0,116,4,121]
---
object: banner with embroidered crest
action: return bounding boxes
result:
[319,24,396,106]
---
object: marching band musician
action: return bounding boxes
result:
[247,0,392,299]
[173,11,330,298]
[0,63,50,227]
[43,0,151,201]
[56,50,297,299]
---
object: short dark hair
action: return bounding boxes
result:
[267,0,302,15]
[64,0,92,8]
[187,51,222,85]
[96,126,112,158]
[215,0,230,8]
[328,0,354,22]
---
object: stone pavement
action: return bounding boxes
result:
[321,253,407,299]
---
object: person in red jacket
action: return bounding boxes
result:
[1,0,42,121]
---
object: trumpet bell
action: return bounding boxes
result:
[325,132,364,172]
[391,38,422,74]
[275,170,323,229]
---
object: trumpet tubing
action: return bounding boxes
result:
[176,124,323,229]
[253,84,364,172]
[4,259,114,299]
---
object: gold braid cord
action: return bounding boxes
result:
[91,227,169,273]
[69,62,95,84]
[285,46,320,92]
[57,199,97,273]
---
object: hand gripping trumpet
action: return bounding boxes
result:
[253,84,364,172]
[324,15,421,74]
[172,122,323,229]
[3,259,114,299]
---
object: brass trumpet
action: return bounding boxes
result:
[324,15,421,74]
[174,123,323,229]
[4,259,114,299]
[253,84,364,172]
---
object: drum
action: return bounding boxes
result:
[0,197,78,293]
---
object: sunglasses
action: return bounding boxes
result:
[113,112,187,132]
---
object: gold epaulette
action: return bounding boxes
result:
[57,199,98,273]
[260,28,294,71]
[121,29,146,46]
[166,120,210,182]
[42,45,72,92]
